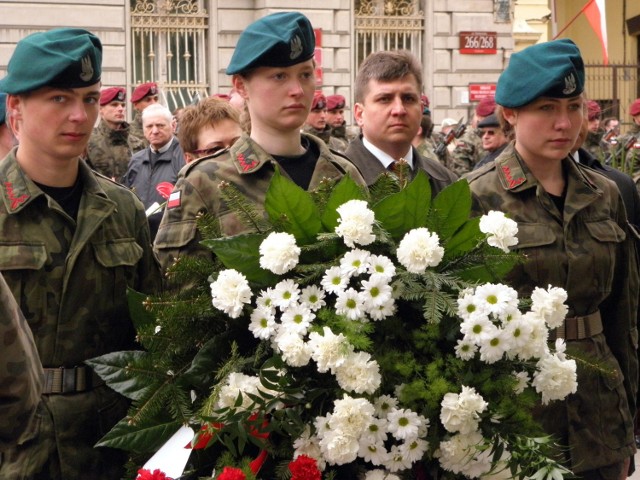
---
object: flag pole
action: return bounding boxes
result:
[553,0,593,39]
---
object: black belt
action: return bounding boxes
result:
[42,366,104,394]
[549,310,603,341]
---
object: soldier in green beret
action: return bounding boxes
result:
[0,28,161,479]
[465,38,639,479]
[86,86,146,181]
[154,12,366,273]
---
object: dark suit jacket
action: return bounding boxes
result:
[344,136,458,196]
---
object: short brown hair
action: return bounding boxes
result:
[354,50,423,104]
[177,97,241,153]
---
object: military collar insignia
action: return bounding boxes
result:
[236,152,259,173]
[290,35,303,60]
[499,164,526,190]
[4,181,29,210]
[562,72,576,95]
[80,55,94,82]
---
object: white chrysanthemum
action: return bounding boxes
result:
[217,372,261,411]
[473,283,519,319]
[374,394,399,419]
[210,269,252,318]
[300,285,326,311]
[479,210,519,253]
[335,287,367,321]
[365,470,400,480]
[320,430,360,465]
[513,370,530,395]
[358,438,389,466]
[516,312,550,360]
[396,228,444,273]
[334,351,381,394]
[400,437,429,463]
[248,307,277,340]
[367,254,396,281]
[478,327,508,364]
[330,394,376,438]
[272,279,300,309]
[314,413,333,439]
[360,275,393,311]
[440,385,488,434]
[387,408,422,440]
[362,417,389,444]
[501,316,533,356]
[259,231,300,274]
[530,285,569,329]
[340,248,371,277]
[256,287,277,313]
[460,316,497,345]
[293,427,326,471]
[281,304,315,336]
[274,330,312,367]
[335,199,376,248]
[457,290,489,321]
[368,298,397,321]
[321,266,349,294]
[384,444,413,472]
[308,327,353,373]
[532,351,577,404]
[455,338,477,360]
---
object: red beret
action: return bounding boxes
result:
[131,82,158,103]
[421,94,430,109]
[326,94,345,111]
[475,96,496,117]
[211,93,231,101]
[586,100,601,121]
[630,99,640,116]
[311,91,326,111]
[100,87,125,106]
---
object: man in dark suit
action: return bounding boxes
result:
[345,50,457,194]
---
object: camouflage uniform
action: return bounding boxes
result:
[0,150,161,479]
[129,111,147,148]
[86,120,146,181]
[616,125,640,186]
[0,271,42,451]
[451,127,487,176]
[584,130,609,163]
[466,144,639,473]
[154,132,366,272]
[329,124,350,153]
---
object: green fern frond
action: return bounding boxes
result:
[218,181,272,233]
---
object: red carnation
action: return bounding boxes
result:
[155,182,174,200]
[288,455,321,480]
[136,468,172,480]
[217,466,246,480]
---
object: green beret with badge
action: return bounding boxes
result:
[0,28,102,95]
[495,38,584,108]
[226,12,315,75]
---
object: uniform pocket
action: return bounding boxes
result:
[584,219,625,295]
[512,223,557,286]
[154,220,197,249]
[92,239,143,300]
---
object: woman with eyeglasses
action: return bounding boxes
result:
[153,12,365,274]
[466,39,639,479]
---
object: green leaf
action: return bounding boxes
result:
[127,288,155,331]
[458,254,519,283]
[372,170,432,240]
[95,416,182,453]
[265,169,322,244]
[202,233,278,286]
[321,174,366,231]
[85,351,150,401]
[430,180,472,241]
[443,217,483,258]
[182,334,234,388]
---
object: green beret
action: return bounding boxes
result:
[0,28,102,95]
[0,92,6,125]
[226,12,315,75]
[496,39,584,108]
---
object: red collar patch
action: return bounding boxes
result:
[5,182,29,210]
[236,152,258,172]
[501,165,526,189]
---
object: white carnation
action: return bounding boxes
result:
[334,351,381,394]
[532,351,577,404]
[530,285,569,329]
[259,231,301,274]
[210,269,252,318]
[396,228,444,273]
[335,199,376,248]
[320,430,360,465]
[479,210,518,253]
[308,326,353,373]
[440,385,488,434]
[217,372,261,411]
[330,394,376,437]
[274,330,312,367]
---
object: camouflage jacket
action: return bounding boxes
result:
[302,125,347,153]
[0,272,42,451]
[129,111,148,148]
[154,132,366,273]
[617,125,640,180]
[86,120,146,181]
[451,127,487,176]
[329,125,350,153]
[584,130,610,163]
[466,144,639,472]
[0,150,161,478]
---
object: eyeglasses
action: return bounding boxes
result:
[481,130,496,137]
[191,146,225,158]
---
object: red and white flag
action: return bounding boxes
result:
[583,0,608,64]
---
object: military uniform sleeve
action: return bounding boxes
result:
[0,272,42,450]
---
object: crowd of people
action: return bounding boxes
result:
[1,10,640,480]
